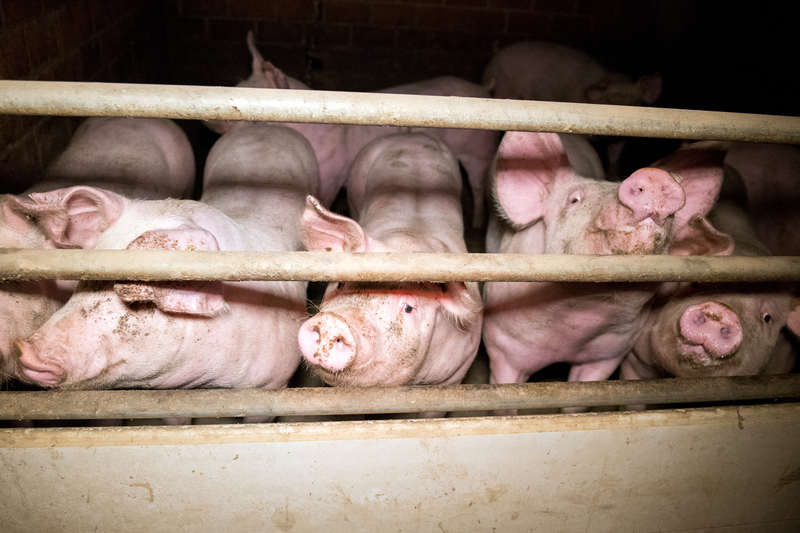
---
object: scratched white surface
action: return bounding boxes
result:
[2,403,799,532]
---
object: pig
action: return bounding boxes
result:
[297,132,483,399]
[0,117,196,382]
[206,31,499,227]
[482,40,663,180]
[723,142,800,256]
[482,41,662,107]
[7,123,317,394]
[620,164,799,382]
[481,132,733,405]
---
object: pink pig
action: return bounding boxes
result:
[9,124,317,391]
[621,165,799,381]
[297,133,483,393]
[481,132,732,401]
[206,31,499,227]
[0,117,196,382]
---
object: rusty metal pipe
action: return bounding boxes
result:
[1,375,798,420]
[1,250,799,283]
[2,80,800,143]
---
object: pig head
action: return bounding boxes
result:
[623,283,799,381]
[297,133,483,389]
[1,117,196,382]
[8,185,306,390]
[482,132,732,391]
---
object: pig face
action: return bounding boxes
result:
[646,282,799,377]
[494,132,685,255]
[13,280,196,388]
[492,132,732,257]
[1,196,71,380]
[300,280,478,387]
[298,197,482,387]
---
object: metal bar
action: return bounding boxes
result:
[1,375,798,419]
[1,249,800,283]
[1,80,799,143]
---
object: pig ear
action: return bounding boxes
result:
[114,226,227,317]
[668,216,735,256]
[493,132,568,227]
[438,282,482,331]
[655,142,727,232]
[301,196,369,253]
[637,73,662,105]
[786,298,800,337]
[7,186,125,249]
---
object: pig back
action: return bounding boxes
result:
[346,132,465,253]
[202,123,321,251]
[40,117,195,200]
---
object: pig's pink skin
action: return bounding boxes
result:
[724,142,800,256]
[207,32,498,226]
[482,133,730,397]
[0,118,196,382]
[621,284,799,380]
[34,117,195,200]
[482,41,662,106]
[11,124,318,390]
[298,133,483,390]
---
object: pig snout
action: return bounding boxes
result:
[678,302,743,361]
[11,339,64,387]
[618,168,685,225]
[298,313,356,372]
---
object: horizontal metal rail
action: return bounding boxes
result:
[1,249,800,283]
[1,375,798,419]
[1,80,799,143]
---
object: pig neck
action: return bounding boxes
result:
[358,190,466,253]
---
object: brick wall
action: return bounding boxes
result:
[0,0,165,193]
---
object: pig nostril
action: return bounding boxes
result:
[693,314,706,327]
[720,327,730,339]
[10,340,22,359]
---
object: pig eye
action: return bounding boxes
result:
[691,282,700,290]
[336,282,345,290]
[404,304,414,314]
[567,191,583,205]
[762,313,772,323]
